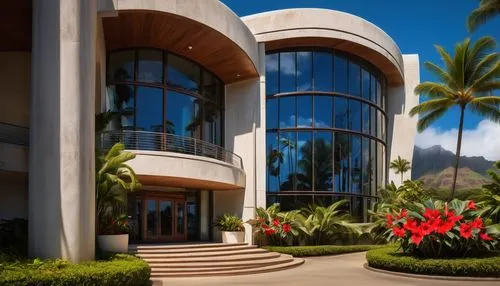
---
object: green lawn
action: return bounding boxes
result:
[263,245,384,257]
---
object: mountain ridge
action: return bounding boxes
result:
[412,145,495,179]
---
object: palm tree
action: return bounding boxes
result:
[389,156,412,185]
[467,0,500,32]
[409,36,500,200]
[96,143,141,234]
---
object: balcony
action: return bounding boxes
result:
[98,130,246,190]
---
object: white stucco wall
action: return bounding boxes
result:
[387,54,420,184]
[219,70,265,243]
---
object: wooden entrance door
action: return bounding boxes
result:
[143,195,187,242]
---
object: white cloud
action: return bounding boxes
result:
[415,120,500,161]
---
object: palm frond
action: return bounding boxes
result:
[467,52,499,86]
[469,101,500,123]
[414,82,455,100]
[424,62,457,89]
[468,61,500,91]
[467,0,500,32]
[416,107,451,132]
[408,98,454,117]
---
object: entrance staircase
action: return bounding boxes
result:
[129,243,304,277]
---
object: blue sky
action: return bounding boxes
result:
[222,0,500,160]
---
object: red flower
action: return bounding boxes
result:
[386,214,394,227]
[420,221,434,235]
[404,218,419,232]
[410,230,424,245]
[392,226,405,238]
[471,217,483,229]
[479,232,493,241]
[272,218,280,227]
[447,213,463,224]
[467,201,476,210]
[282,223,291,233]
[397,209,408,219]
[264,227,276,236]
[436,219,454,235]
[459,223,473,239]
[258,217,265,223]
[423,208,440,220]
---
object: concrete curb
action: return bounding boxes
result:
[364,263,500,281]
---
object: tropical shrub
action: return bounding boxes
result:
[249,201,361,246]
[248,204,295,246]
[0,254,150,286]
[96,143,141,235]
[473,161,500,223]
[366,246,500,277]
[383,199,499,258]
[214,214,244,232]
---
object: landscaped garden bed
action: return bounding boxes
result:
[366,246,500,277]
[264,245,384,257]
[0,253,151,286]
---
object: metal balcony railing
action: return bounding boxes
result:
[0,122,29,146]
[98,130,243,169]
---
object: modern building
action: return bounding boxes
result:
[0,0,419,262]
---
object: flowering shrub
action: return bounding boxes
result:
[384,199,499,257]
[247,204,298,246]
[100,214,129,235]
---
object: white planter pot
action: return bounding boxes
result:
[97,234,129,253]
[221,231,245,243]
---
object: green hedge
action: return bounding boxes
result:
[0,254,151,286]
[263,245,384,257]
[366,247,500,277]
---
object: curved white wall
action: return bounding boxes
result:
[128,150,246,190]
[243,8,404,82]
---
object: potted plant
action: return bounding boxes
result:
[96,143,140,253]
[215,214,245,243]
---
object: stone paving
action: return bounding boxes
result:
[151,252,499,286]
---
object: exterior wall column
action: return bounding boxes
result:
[256,43,267,209]
[387,54,420,185]
[29,0,97,262]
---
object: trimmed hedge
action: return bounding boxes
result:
[263,245,384,257]
[0,254,151,286]
[366,247,500,277]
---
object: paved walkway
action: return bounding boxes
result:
[151,252,499,286]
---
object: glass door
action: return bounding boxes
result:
[142,197,187,241]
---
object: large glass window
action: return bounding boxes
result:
[334,55,348,93]
[167,54,200,93]
[314,96,333,128]
[297,96,312,127]
[279,96,296,128]
[265,49,387,221]
[313,52,333,91]
[314,132,333,191]
[297,52,312,91]
[107,48,224,147]
[280,52,296,93]
[138,49,163,83]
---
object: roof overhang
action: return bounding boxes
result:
[99,0,259,84]
[243,9,405,86]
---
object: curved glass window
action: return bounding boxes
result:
[265,48,387,221]
[106,48,224,146]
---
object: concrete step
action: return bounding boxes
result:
[149,258,305,277]
[133,244,257,254]
[136,248,267,259]
[148,254,294,269]
[129,242,247,251]
[142,251,281,263]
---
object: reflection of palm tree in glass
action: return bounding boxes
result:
[279,138,332,191]
[266,148,283,191]
[280,137,296,189]
[334,135,350,192]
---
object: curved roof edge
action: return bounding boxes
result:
[243,8,404,85]
[98,0,259,80]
